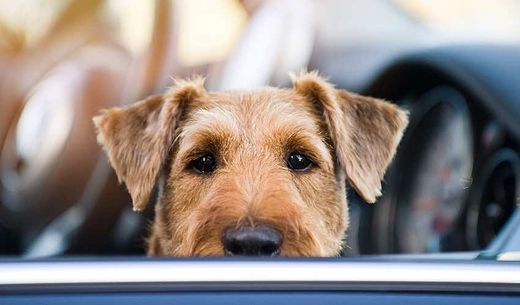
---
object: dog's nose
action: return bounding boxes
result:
[222,225,282,256]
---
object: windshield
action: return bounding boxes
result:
[395,0,520,43]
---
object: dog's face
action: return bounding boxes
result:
[160,88,347,256]
[94,72,408,256]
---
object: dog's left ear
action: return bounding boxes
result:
[292,72,409,203]
[94,77,206,211]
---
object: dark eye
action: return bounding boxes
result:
[287,152,313,171]
[191,154,217,174]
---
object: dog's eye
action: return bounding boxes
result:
[287,152,313,171]
[191,154,217,174]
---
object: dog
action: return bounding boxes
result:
[93,72,408,256]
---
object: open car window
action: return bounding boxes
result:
[1,4,520,303]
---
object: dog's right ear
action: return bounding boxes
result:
[93,77,206,211]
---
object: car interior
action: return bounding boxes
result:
[0,0,519,260]
[1,1,520,304]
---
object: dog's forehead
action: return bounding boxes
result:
[181,88,321,138]
[208,88,310,117]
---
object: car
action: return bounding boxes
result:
[0,1,519,303]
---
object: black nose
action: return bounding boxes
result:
[222,225,282,256]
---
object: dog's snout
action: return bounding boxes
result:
[222,225,282,256]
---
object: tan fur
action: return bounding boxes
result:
[291,71,408,203]
[94,72,408,256]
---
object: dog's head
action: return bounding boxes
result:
[94,72,408,256]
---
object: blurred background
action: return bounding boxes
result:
[0,0,519,257]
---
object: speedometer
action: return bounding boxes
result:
[396,86,473,253]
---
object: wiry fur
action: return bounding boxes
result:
[94,72,408,256]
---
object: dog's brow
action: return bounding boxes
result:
[176,107,239,159]
[284,130,333,170]
[180,107,239,140]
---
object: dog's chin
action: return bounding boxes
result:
[188,248,305,257]
[159,236,333,257]
[186,241,327,257]
[172,238,317,257]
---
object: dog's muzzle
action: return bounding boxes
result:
[222,225,282,256]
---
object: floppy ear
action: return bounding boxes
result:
[93,77,206,211]
[292,71,408,203]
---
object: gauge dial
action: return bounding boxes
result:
[396,87,473,253]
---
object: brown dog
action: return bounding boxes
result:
[94,72,408,256]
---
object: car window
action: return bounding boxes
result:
[0,0,519,262]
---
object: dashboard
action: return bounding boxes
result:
[340,45,520,255]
